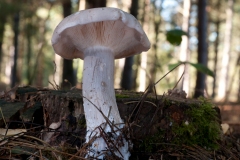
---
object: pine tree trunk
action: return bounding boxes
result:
[0,17,6,79]
[149,0,163,92]
[194,0,208,98]
[211,1,221,98]
[11,13,20,88]
[86,0,106,8]
[61,0,76,89]
[121,0,139,90]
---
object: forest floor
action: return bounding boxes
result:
[219,103,240,136]
[0,87,239,159]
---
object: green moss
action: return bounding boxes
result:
[140,97,221,152]
[115,94,130,99]
[115,90,146,99]
[77,115,86,128]
[174,97,220,149]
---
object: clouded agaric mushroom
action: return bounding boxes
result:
[52,7,150,159]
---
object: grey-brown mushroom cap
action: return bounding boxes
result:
[51,7,151,60]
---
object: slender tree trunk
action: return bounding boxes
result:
[226,53,240,101]
[86,0,106,8]
[121,57,134,89]
[211,1,221,98]
[0,17,6,79]
[138,0,150,91]
[148,0,163,92]
[238,56,240,102]
[26,22,32,85]
[78,0,86,10]
[178,0,191,95]
[11,13,20,88]
[36,50,44,87]
[217,0,234,100]
[194,0,208,98]
[212,21,220,98]
[121,0,138,90]
[61,0,76,89]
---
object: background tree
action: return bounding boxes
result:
[0,1,7,77]
[148,0,163,92]
[1,0,240,102]
[11,12,20,87]
[86,0,106,8]
[217,0,234,100]
[178,0,191,95]
[210,0,222,98]
[238,55,240,102]
[0,1,22,86]
[194,0,208,97]
[121,0,139,90]
[61,0,76,89]
[137,0,150,92]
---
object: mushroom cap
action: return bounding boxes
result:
[51,7,150,59]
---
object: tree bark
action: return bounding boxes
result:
[121,0,139,90]
[61,0,76,89]
[194,0,208,98]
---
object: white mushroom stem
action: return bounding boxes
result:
[82,46,129,159]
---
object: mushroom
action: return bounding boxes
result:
[51,7,150,159]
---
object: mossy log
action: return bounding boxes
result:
[0,86,225,159]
